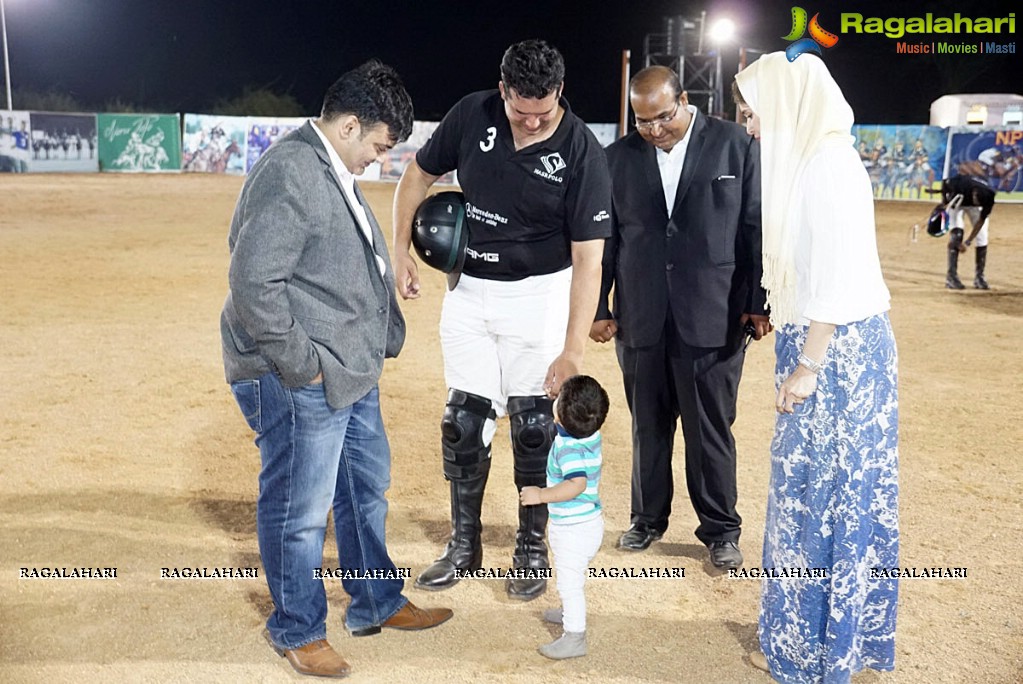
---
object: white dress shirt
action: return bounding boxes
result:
[310,119,387,277]
[656,104,699,215]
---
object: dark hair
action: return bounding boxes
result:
[629,65,682,100]
[557,375,609,439]
[321,59,413,143]
[500,40,565,99]
[731,80,746,106]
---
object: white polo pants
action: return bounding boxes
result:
[440,268,572,440]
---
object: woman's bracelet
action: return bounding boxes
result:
[797,352,822,374]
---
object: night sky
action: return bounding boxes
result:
[3,0,1019,124]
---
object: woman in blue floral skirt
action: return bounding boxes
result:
[732,52,900,683]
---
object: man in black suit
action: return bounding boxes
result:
[591,66,770,569]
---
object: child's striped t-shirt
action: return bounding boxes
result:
[547,424,602,524]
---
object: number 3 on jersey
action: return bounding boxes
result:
[479,126,497,152]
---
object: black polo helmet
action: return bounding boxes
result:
[926,204,949,237]
[411,191,469,290]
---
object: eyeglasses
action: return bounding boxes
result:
[634,100,680,131]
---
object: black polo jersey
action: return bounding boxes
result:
[942,175,996,223]
[416,90,612,281]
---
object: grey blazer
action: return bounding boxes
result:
[220,121,406,410]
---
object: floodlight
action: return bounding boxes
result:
[709,18,736,45]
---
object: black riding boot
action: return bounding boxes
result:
[974,245,989,289]
[507,494,549,600]
[945,240,961,288]
[506,395,556,601]
[415,459,490,590]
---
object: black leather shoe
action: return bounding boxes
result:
[618,524,663,551]
[708,540,743,568]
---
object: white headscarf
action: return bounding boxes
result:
[734,52,855,326]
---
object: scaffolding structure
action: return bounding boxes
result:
[642,13,723,117]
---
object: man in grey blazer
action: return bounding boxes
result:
[590,66,771,570]
[221,61,451,679]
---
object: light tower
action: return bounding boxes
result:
[642,12,736,118]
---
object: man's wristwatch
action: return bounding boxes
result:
[797,352,822,374]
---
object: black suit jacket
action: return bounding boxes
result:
[596,113,767,349]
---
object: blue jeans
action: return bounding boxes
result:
[231,373,407,648]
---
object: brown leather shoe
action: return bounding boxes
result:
[382,601,453,631]
[264,629,351,678]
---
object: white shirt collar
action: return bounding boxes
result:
[310,118,356,191]
[655,105,699,214]
[308,119,387,277]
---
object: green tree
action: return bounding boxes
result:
[103,97,141,113]
[212,88,306,117]
[10,88,84,112]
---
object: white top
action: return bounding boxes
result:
[735,52,874,325]
[310,120,387,277]
[655,105,699,215]
[794,139,890,325]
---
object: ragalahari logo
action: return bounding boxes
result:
[783,7,839,61]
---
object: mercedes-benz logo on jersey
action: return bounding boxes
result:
[533,152,567,183]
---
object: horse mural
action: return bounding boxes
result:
[879,161,905,199]
[112,130,171,172]
[904,158,934,198]
[957,154,1022,192]
[184,138,241,174]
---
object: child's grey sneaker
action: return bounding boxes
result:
[542,608,563,624]
[538,631,587,659]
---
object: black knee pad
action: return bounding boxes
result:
[508,395,556,488]
[948,227,964,251]
[441,389,495,481]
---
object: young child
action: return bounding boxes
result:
[519,374,609,659]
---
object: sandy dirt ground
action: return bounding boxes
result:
[1,174,1021,683]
